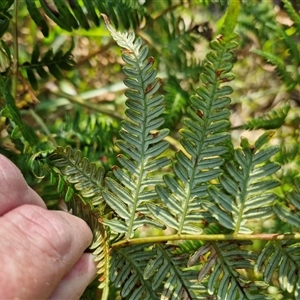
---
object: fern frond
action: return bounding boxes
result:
[237,1,277,44]
[110,244,158,299]
[67,195,110,297]
[188,241,271,299]
[50,146,106,211]
[0,40,12,78]
[29,0,98,32]
[203,132,280,233]
[242,105,290,130]
[22,41,75,90]
[48,147,110,296]
[25,0,146,36]
[101,15,171,238]
[253,49,296,89]
[97,0,147,29]
[110,243,208,299]
[144,243,208,299]
[274,177,300,228]
[255,240,300,298]
[148,33,237,235]
[0,1,13,38]
[282,0,300,32]
[56,110,120,170]
[0,75,38,151]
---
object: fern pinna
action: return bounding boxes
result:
[148,33,235,235]
[49,147,110,297]
[100,14,170,240]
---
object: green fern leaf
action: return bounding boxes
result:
[67,195,110,297]
[255,240,300,297]
[242,105,290,130]
[101,15,171,238]
[50,146,106,210]
[38,0,72,31]
[282,0,300,33]
[25,0,146,34]
[98,0,147,29]
[253,50,297,90]
[49,147,110,296]
[0,40,12,75]
[144,243,207,299]
[204,132,280,233]
[273,177,300,228]
[110,244,158,299]
[25,0,49,36]
[0,1,13,38]
[149,33,238,235]
[189,241,271,299]
[110,243,208,299]
[0,75,38,151]
[22,41,75,90]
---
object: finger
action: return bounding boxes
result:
[0,155,46,216]
[0,204,93,299]
[49,253,98,300]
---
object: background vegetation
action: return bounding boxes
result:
[1,0,300,299]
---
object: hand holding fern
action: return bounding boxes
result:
[0,155,97,299]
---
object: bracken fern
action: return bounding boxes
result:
[4,1,300,299]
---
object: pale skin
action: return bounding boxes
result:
[0,154,98,299]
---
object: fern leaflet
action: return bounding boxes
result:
[22,41,75,90]
[67,195,110,296]
[144,243,207,299]
[101,15,170,238]
[188,241,271,299]
[148,33,237,235]
[256,240,300,298]
[48,147,110,296]
[110,244,158,299]
[274,177,300,228]
[50,146,106,211]
[242,105,290,130]
[203,132,280,233]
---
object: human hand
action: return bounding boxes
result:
[0,154,97,299]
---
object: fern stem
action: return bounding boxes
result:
[151,3,181,20]
[112,233,300,248]
[29,109,57,146]
[234,159,251,234]
[12,0,19,99]
[49,89,123,121]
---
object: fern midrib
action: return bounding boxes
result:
[276,241,298,269]
[212,242,251,299]
[178,42,230,235]
[234,152,252,234]
[21,59,72,70]
[158,244,195,298]
[58,150,102,209]
[119,248,157,298]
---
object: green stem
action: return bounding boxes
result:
[151,3,181,20]
[112,233,300,249]
[12,0,19,99]
[50,90,124,121]
[28,109,57,147]
[234,154,251,234]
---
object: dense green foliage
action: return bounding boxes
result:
[1,1,300,299]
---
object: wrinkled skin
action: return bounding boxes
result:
[0,155,97,299]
